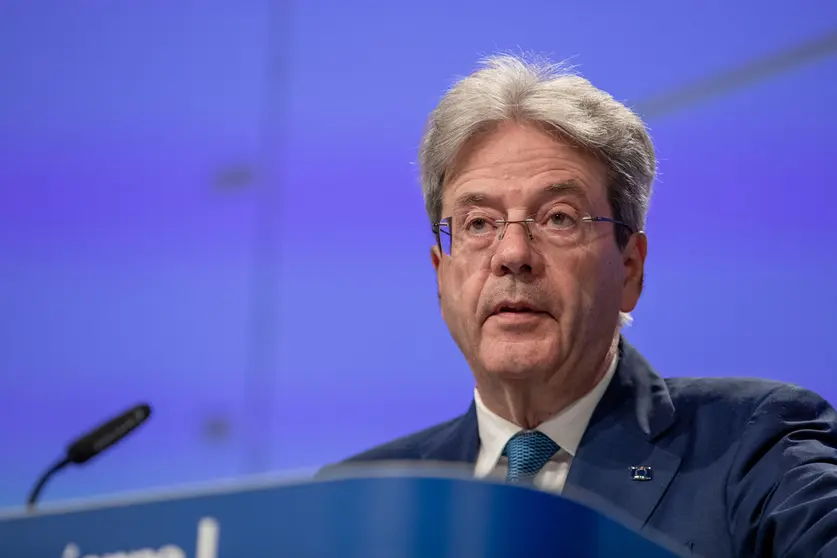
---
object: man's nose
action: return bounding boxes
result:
[491,221,541,276]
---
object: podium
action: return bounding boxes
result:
[0,466,683,557]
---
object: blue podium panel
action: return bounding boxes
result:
[0,472,682,557]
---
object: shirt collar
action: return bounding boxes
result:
[474,351,619,476]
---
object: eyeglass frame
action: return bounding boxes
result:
[432,215,636,256]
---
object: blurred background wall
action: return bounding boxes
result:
[1,1,836,507]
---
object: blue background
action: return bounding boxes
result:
[1,1,836,507]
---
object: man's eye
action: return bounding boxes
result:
[466,217,493,233]
[547,211,577,229]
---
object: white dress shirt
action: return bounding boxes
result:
[474,353,619,493]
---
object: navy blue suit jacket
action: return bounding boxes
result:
[332,340,837,557]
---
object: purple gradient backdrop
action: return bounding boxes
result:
[1,1,836,507]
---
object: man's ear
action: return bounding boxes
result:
[431,244,442,272]
[431,245,444,310]
[620,232,647,313]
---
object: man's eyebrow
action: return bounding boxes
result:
[452,191,490,208]
[448,179,589,212]
[544,179,588,198]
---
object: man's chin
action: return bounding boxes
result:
[478,340,559,378]
[481,324,556,346]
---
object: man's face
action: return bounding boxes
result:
[431,121,646,384]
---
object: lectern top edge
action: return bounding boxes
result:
[0,461,496,522]
[0,466,314,521]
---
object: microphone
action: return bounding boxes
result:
[26,403,152,510]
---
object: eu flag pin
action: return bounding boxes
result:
[631,466,653,481]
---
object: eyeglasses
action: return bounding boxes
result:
[432,210,634,257]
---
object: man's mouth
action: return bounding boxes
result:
[492,302,545,316]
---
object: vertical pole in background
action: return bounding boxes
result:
[242,0,292,476]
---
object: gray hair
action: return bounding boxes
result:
[418,54,656,248]
[418,54,657,326]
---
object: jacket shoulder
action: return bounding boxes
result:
[664,375,828,427]
[665,376,789,402]
[342,415,463,462]
[314,414,465,478]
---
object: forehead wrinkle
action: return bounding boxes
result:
[441,127,608,214]
[453,150,568,184]
[444,126,565,187]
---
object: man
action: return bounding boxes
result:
[326,55,837,556]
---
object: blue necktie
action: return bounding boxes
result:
[502,431,560,485]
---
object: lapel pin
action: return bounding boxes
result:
[630,466,652,481]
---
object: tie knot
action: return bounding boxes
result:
[502,431,560,485]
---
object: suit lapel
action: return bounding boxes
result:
[564,340,685,531]
[413,340,685,531]
[419,401,481,464]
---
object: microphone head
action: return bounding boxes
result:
[65,403,152,464]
